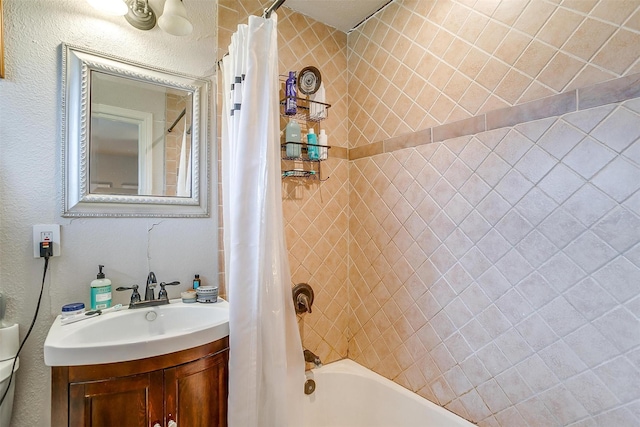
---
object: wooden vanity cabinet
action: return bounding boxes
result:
[164,349,228,426]
[51,338,229,427]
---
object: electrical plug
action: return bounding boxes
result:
[40,240,53,258]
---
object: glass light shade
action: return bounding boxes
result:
[158,0,193,36]
[86,0,128,16]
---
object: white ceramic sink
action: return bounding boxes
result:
[44,299,229,366]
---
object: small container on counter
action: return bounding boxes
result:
[181,290,197,303]
[193,274,201,289]
[61,302,85,318]
[196,286,219,303]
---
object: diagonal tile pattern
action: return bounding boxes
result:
[221,1,640,426]
[348,0,640,148]
[349,100,640,425]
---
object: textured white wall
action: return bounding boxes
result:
[0,1,217,425]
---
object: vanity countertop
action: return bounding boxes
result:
[44,298,229,366]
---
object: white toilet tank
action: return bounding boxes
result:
[0,358,18,427]
[0,324,19,427]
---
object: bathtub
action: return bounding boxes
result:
[303,359,474,427]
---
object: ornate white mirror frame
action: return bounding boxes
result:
[61,43,210,217]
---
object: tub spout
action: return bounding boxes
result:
[304,349,322,368]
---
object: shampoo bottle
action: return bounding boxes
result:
[285,71,297,115]
[90,265,112,310]
[285,120,302,158]
[307,128,319,160]
[318,129,328,160]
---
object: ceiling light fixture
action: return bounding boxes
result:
[124,0,156,31]
[158,0,193,36]
[87,0,193,36]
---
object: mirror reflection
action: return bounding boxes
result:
[62,43,210,218]
[90,71,193,197]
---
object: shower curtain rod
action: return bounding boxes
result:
[264,0,286,18]
[216,0,287,69]
[167,108,185,133]
[167,108,191,135]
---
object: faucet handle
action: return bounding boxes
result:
[297,293,312,313]
[162,281,181,286]
[292,283,314,314]
[116,285,141,304]
[158,281,180,299]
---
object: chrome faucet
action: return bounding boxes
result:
[116,273,180,309]
[158,281,180,300]
[145,272,157,301]
[115,284,141,306]
[304,349,322,368]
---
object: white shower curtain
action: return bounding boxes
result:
[221,14,305,427]
[177,126,191,197]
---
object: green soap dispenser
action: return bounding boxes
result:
[90,265,112,310]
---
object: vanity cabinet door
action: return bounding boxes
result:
[68,371,164,427]
[53,340,229,427]
[164,349,228,427]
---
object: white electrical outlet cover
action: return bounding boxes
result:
[32,224,61,257]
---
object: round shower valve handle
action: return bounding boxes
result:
[292,283,314,314]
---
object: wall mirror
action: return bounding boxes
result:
[62,43,210,217]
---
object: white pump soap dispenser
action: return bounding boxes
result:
[90,265,112,310]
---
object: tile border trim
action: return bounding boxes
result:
[331,146,349,159]
[347,72,640,160]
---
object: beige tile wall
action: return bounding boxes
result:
[165,93,190,197]
[348,1,640,425]
[219,1,640,425]
[218,1,350,364]
[349,99,640,426]
[348,0,640,148]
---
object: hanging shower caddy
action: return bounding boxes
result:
[280,96,332,181]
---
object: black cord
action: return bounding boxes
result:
[0,256,49,406]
